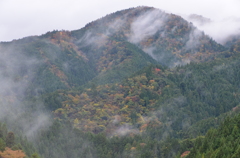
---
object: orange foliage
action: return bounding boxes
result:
[50,65,68,80]
[130,96,139,102]
[140,124,148,131]
[149,80,155,83]
[232,106,240,112]
[155,68,161,72]
[49,65,69,87]
[50,31,71,43]
[52,64,170,134]
[0,148,26,158]
[130,147,136,150]
[125,96,131,101]
[181,151,190,157]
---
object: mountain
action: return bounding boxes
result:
[0,7,225,97]
[0,6,240,158]
[187,14,212,26]
[72,6,224,66]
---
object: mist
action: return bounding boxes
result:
[0,42,52,139]
[128,9,168,43]
[184,14,240,44]
[1,0,240,43]
[113,124,139,136]
[77,17,126,48]
[0,3,239,157]
[126,7,211,67]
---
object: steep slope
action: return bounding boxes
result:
[0,35,96,96]
[35,52,240,157]
[0,6,226,98]
[0,6,239,158]
[0,6,234,139]
[0,122,37,158]
[72,6,225,67]
[187,114,240,158]
[49,51,240,136]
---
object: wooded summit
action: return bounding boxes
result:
[0,6,239,158]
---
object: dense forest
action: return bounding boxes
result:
[0,6,240,158]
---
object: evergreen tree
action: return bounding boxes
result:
[6,132,15,148]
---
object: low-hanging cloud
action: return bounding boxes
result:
[185,28,203,50]
[128,9,168,43]
[77,17,126,48]
[1,0,240,43]
[184,15,240,44]
[0,43,51,138]
[112,123,140,136]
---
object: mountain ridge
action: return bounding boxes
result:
[0,6,225,97]
[0,6,240,158]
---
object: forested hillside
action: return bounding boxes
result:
[187,114,240,158]
[43,49,240,137]
[0,122,38,158]
[0,6,225,97]
[0,6,240,158]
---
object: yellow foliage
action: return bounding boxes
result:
[142,85,147,88]
[72,97,79,104]
[93,103,100,106]
[149,80,155,83]
[125,117,131,122]
[137,114,145,124]
[130,147,136,150]
[98,125,106,129]
[74,118,79,125]
[54,108,65,114]
[148,85,154,90]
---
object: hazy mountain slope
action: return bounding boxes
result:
[34,51,240,157]
[0,6,227,98]
[0,121,37,157]
[72,6,225,67]
[49,51,240,137]
[1,6,240,158]
[0,35,97,96]
[225,36,240,50]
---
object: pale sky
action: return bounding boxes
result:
[0,0,240,42]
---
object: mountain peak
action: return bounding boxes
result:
[72,6,223,67]
[187,14,212,25]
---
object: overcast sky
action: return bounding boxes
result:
[0,0,240,42]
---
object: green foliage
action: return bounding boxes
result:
[31,153,40,158]
[188,114,240,158]
[0,139,5,152]
[37,52,240,157]
[49,53,240,138]
[1,6,240,158]
[0,122,37,156]
[6,132,14,148]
